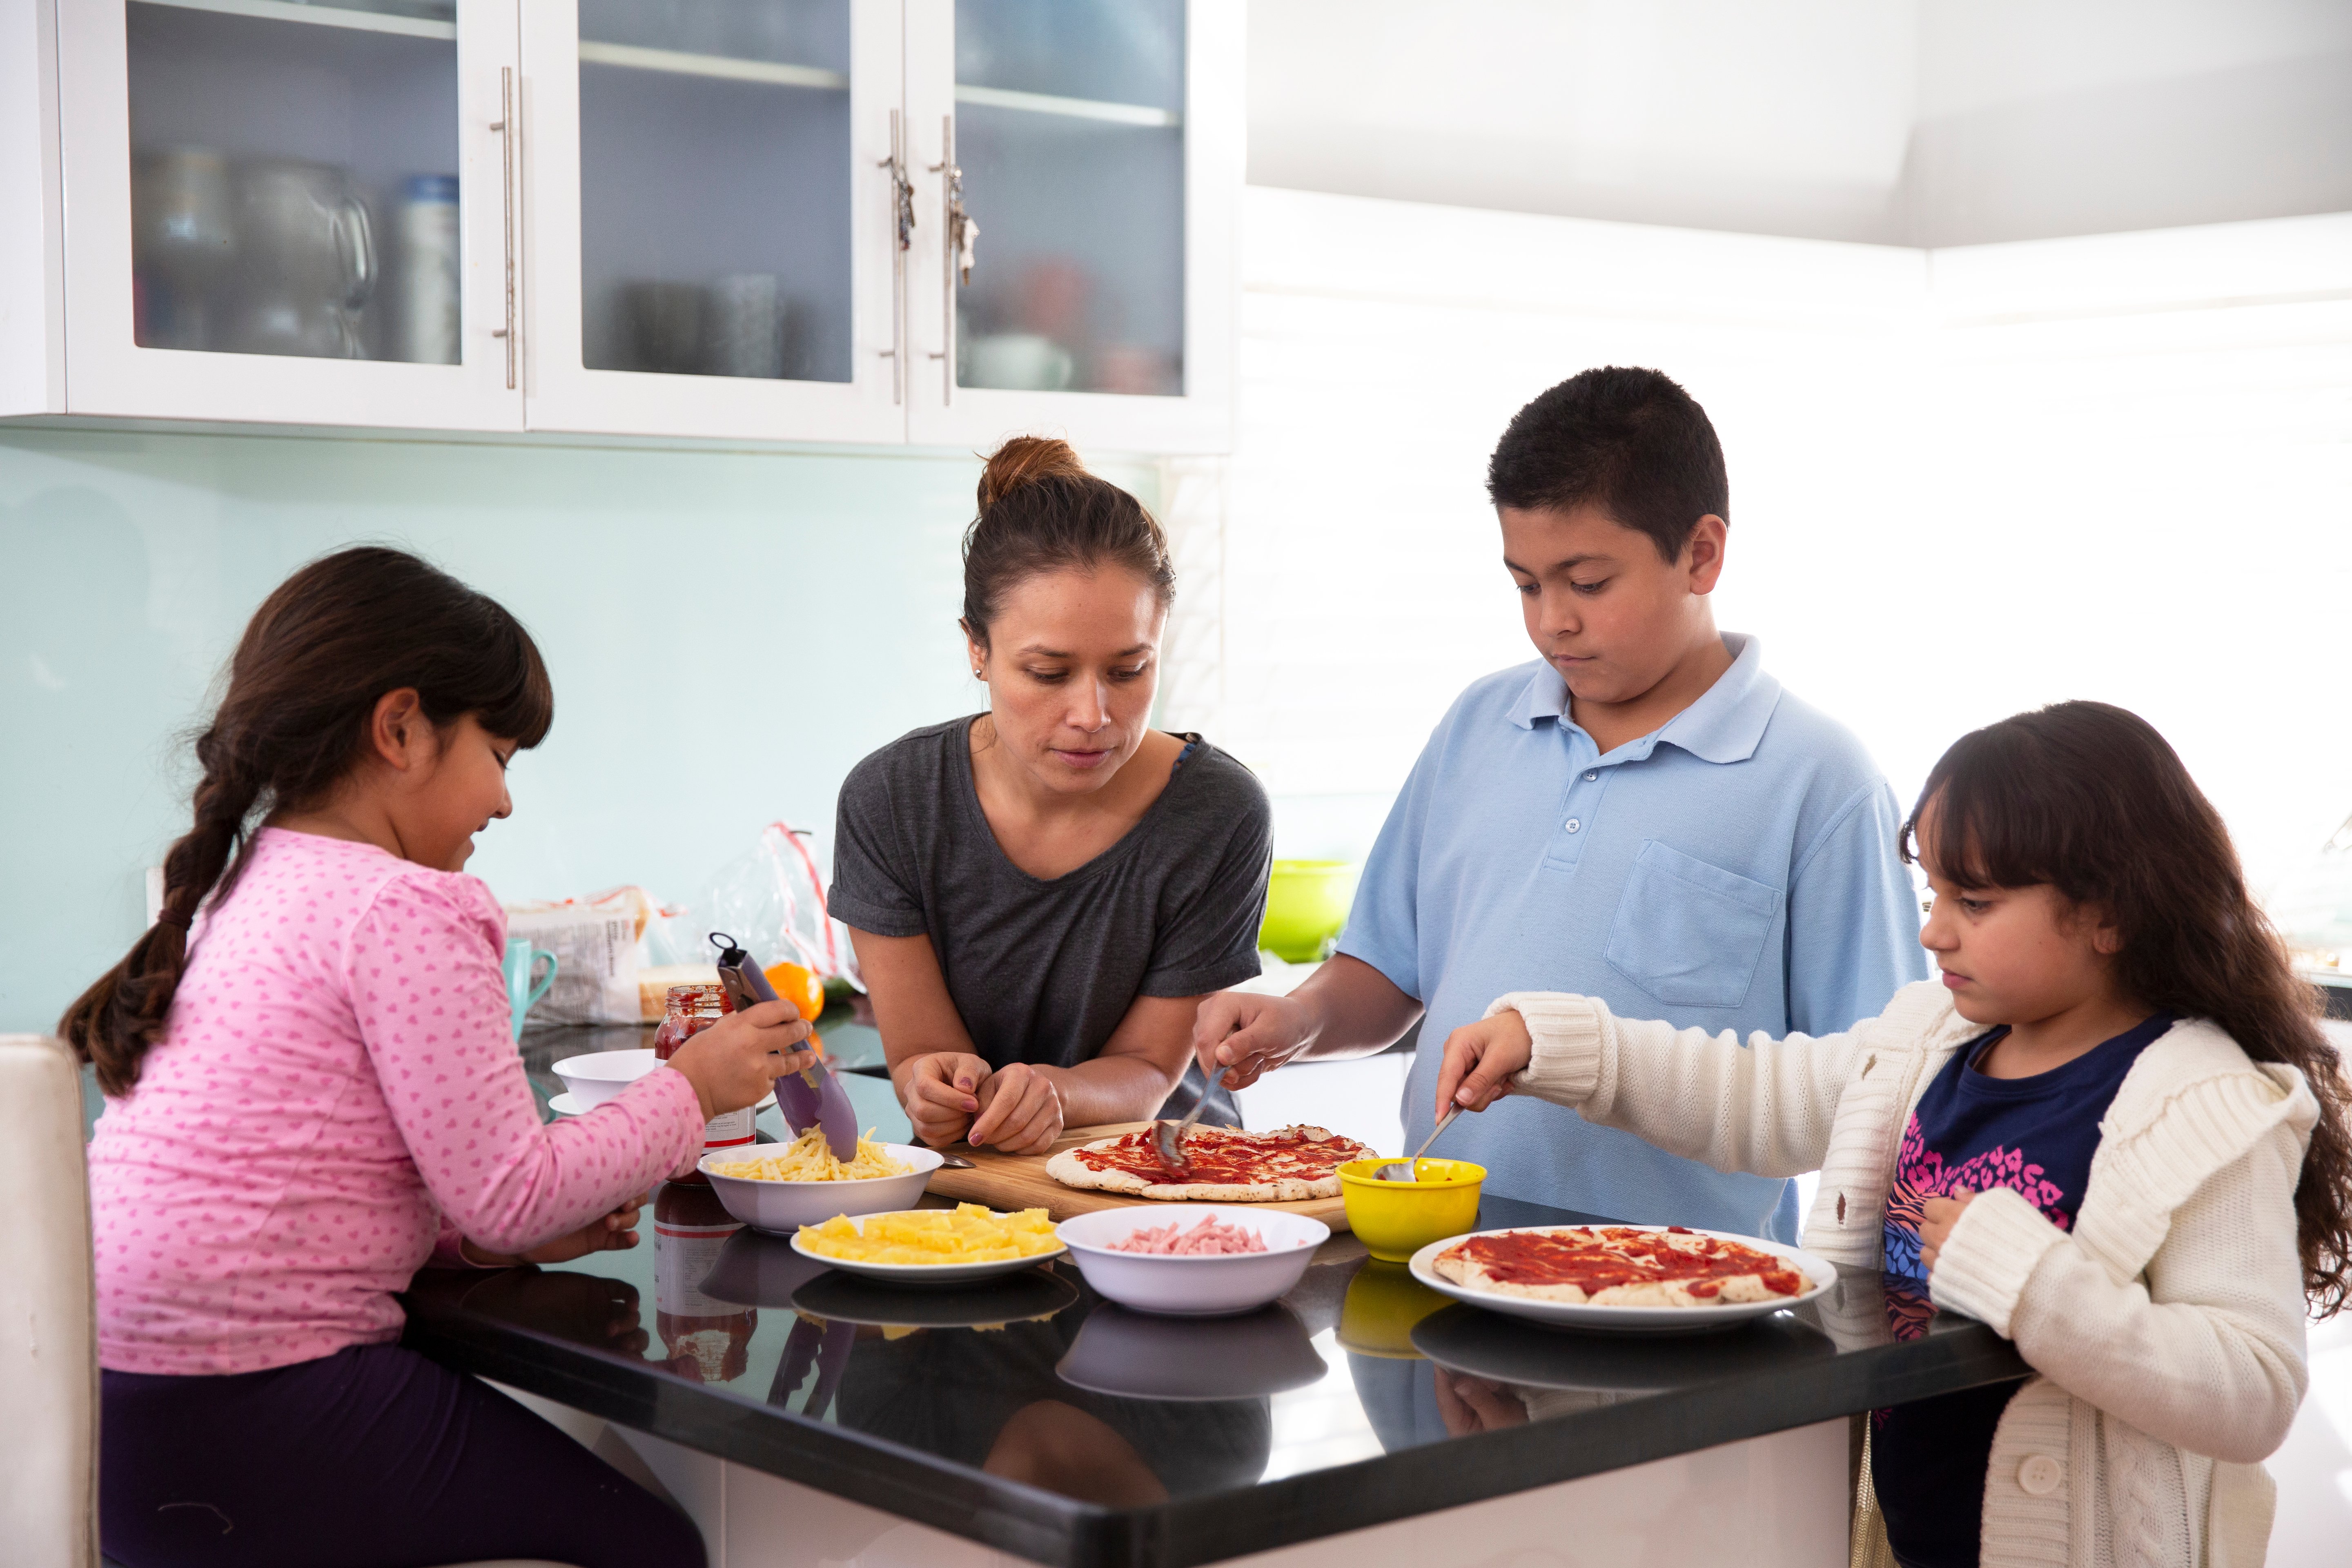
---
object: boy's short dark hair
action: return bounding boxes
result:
[1486,367,1729,563]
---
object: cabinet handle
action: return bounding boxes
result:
[927,114,975,405]
[488,66,517,391]
[878,108,914,405]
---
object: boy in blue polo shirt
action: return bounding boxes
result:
[1192,366,1926,1239]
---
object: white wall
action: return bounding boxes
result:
[1225,187,2352,900]
[1247,0,2352,247]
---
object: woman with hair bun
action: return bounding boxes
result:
[830,437,1273,1153]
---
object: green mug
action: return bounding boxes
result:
[503,938,558,1041]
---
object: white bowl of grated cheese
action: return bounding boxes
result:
[700,1133,943,1234]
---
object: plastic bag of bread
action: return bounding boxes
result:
[505,886,665,1026]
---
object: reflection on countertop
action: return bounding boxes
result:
[401,1192,2029,1568]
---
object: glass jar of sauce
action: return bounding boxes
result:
[652,982,757,1181]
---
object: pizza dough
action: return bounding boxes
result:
[1045,1123,1374,1202]
[1432,1226,1806,1307]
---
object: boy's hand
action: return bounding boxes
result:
[1191,990,1315,1090]
[966,1061,1063,1154]
[900,1051,994,1147]
[1435,1011,1534,1118]
[1919,1189,1976,1273]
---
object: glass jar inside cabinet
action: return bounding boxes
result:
[55,0,521,428]
[949,0,1185,399]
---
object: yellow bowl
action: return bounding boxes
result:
[1338,1158,1484,1263]
[1259,860,1361,963]
[1336,1259,1451,1358]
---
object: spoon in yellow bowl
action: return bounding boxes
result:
[1372,1104,1464,1183]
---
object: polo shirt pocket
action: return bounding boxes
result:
[1604,840,1783,1010]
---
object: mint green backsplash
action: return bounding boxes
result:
[0,428,1159,1034]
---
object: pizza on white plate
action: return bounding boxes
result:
[1045,1123,1374,1202]
[1432,1225,1809,1307]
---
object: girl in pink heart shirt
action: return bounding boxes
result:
[65,547,812,1568]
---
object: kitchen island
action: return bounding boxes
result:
[403,1154,2025,1568]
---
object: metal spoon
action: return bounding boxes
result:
[1372,1104,1464,1183]
[1151,1063,1231,1175]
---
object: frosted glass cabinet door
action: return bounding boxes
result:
[57,0,525,430]
[522,0,906,442]
[904,0,1240,455]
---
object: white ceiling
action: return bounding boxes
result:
[1246,0,2352,247]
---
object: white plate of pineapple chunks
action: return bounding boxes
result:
[790,1204,1068,1287]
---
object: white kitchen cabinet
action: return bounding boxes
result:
[2,0,1240,453]
[517,0,905,444]
[900,0,1241,454]
[45,0,525,430]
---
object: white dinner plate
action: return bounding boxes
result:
[1407,1224,1836,1334]
[550,1089,773,1117]
[789,1208,1068,1288]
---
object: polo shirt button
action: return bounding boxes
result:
[1564,819,1581,833]
[2017,1455,2062,1496]
[1584,771,1597,782]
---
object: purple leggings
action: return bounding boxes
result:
[101,1343,704,1568]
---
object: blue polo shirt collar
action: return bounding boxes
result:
[1503,632,1780,765]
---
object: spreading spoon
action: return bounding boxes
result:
[1372,1103,1464,1183]
[1151,1062,1232,1175]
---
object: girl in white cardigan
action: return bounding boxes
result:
[1436,701,2351,1568]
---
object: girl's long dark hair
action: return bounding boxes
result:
[60,547,552,1098]
[1903,701,2352,1315]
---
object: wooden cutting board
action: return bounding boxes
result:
[924,1122,1351,1232]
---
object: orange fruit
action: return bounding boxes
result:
[763,961,825,1022]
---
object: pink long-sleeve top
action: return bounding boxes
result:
[89,827,707,1375]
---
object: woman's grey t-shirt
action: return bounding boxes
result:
[828,717,1272,1126]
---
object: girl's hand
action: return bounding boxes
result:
[665,1000,816,1121]
[1432,1370,1529,1436]
[1435,1011,1535,1118]
[1919,1188,1976,1273]
[967,1062,1063,1155]
[462,1192,648,1267]
[902,1051,995,1147]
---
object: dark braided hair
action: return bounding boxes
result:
[61,547,552,1096]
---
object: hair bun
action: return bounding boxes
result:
[978,435,1089,510]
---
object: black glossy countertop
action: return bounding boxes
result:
[401,1179,2029,1568]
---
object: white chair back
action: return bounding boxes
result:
[8,1031,580,1568]
[0,1035,100,1568]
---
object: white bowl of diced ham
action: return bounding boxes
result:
[1054,1206,1330,1317]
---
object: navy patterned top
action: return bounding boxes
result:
[1872,1012,2175,1568]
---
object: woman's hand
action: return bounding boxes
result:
[1434,1011,1533,1118]
[900,1051,996,1147]
[664,999,816,1121]
[1191,991,1315,1091]
[461,1192,648,1267]
[968,1062,1064,1155]
[1919,1189,1976,1273]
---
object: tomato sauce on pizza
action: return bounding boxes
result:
[1071,1125,1367,1186]
[1446,1226,1805,1300]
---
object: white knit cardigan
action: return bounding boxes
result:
[1487,980,2320,1568]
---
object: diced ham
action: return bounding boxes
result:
[1105,1215,1272,1254]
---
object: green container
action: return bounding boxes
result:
[1258,859,1362,963]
